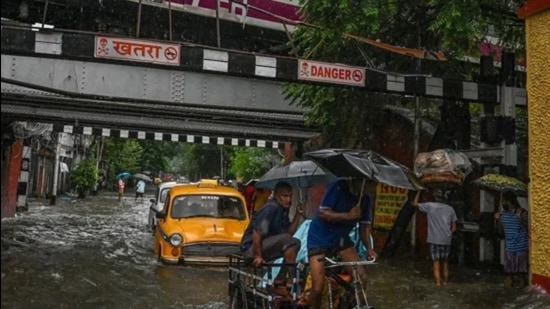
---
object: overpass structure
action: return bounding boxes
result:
[1,24,527,264]
[1,25,527,148]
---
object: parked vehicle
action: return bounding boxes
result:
[152,179,249,265]
[148,181,178,232]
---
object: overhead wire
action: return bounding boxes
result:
[227,0,448,61]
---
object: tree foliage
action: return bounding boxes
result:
[229,148,278,181]
[138,140,179,175]
[70,157,99,198]
[285,0,525,148]
[101,138,143,182]
[172,144,229,181]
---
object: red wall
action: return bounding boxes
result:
[2,140,24,218]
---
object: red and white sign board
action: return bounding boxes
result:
[298,60,365,87]
[94,36,180,66]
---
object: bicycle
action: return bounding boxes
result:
[310,256,376,309]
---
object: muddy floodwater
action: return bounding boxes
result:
[2,193,549,308]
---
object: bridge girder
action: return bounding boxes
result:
[1,26,528,147]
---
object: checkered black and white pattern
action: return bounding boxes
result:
[52,124,282,149]
[0,27,526,105]
[17,146,31,208]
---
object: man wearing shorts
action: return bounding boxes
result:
[413,190,457,286]
[135,179,146,202]
[240,181,303,297]
[307,178,377,309]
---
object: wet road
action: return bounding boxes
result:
[2,193,549,308]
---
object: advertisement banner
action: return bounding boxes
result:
[373,183,408,230]
[94,36,181,66]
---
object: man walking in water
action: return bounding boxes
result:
[413,190,457,286]
[135,179,146,203]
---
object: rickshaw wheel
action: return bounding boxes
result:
[229,282,248,309]
[337,292,356,309]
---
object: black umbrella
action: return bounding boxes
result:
[304,148,424,190]
[256,160,337,190]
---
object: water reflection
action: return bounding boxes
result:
[1,193,548,308]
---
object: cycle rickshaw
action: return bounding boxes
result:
[228,254,376,309]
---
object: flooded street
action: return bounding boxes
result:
[2,193,549,309]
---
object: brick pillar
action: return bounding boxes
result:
[283,142,293,164]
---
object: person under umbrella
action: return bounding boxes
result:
[494,191,529,287]
[239,181,304,300]
[306,178,377,309]
[118,178,125,202]
[135,179,146,203]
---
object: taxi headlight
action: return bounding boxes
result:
[169,233,183,246]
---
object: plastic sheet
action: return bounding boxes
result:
[414,149,472,185]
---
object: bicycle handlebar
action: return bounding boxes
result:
[322,256,376,267]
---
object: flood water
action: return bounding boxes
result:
[2,192,549,308]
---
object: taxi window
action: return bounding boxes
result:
[163,193,171,214]
[159,188,170,203]
[218,196,246,220]
[171,195,245,220]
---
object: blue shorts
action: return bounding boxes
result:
[307,236,354,258]
[429,243,451,261]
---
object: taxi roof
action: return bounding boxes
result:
[157,181,178,190]
[169,179,243,197]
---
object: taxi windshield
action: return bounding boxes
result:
[171,195,245,220]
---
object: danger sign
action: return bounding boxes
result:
[298,60,365,86]
[94,36,180,66]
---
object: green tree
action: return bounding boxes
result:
[173,144,225,181]
[70,157,99,198]
[102,138,143,183]
[138,140,179,174]
[285,0,525,147]
[229,147,278,180]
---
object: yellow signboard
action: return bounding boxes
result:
[373,183,408,230]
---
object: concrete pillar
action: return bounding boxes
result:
[50,134,61,205]
[478,102,497,262]
[16,145,31,211]
[498,52,518,265]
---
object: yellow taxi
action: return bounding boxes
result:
[152,179,249,265]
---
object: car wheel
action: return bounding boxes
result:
[229,282,248,309]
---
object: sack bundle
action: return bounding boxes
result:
[414,149,472,186]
